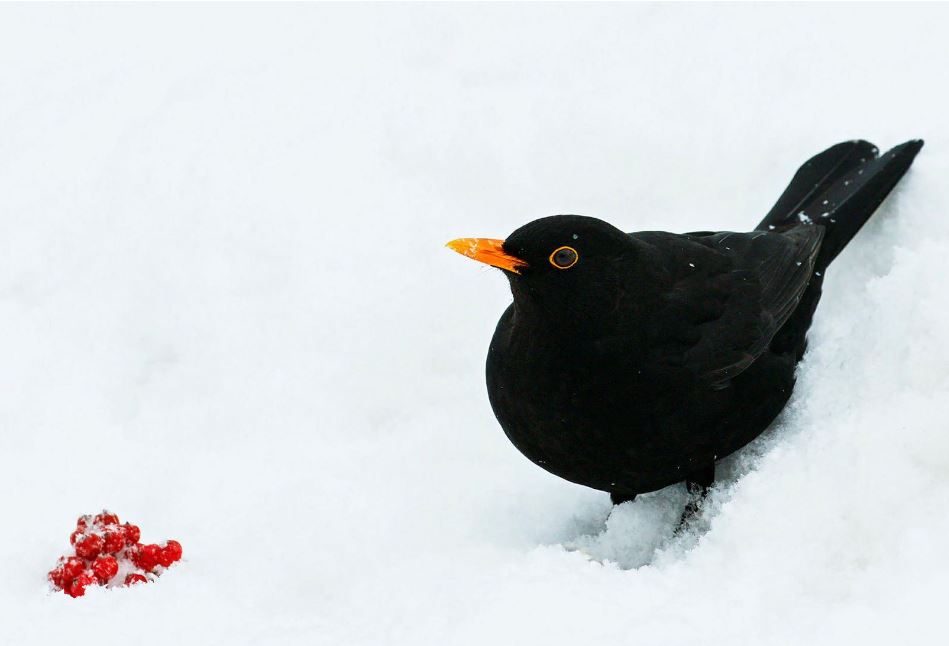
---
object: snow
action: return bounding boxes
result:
[2,3,949,644]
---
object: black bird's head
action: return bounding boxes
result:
[447,215,638,325]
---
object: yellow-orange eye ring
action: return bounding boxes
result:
[549,246,579,269]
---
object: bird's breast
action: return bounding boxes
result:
[483,305,754,493]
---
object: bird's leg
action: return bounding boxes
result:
[678,463,715,529]
[610,492,637,505]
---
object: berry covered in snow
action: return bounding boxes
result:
[67,572,97,598]
[46,510,182,598]
[92,555,118,583]
[160,540,183,567]
[48,567,64,589]
[123,523,140,545]
[133,543,162,572]
[61,556,85,583]
[103,530,125,554]
[74,534,103,559]
[94,512,120,526]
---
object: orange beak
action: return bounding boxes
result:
[445,238,528,274]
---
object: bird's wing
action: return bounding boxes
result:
[644,227,823,384]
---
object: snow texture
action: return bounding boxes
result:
[2,4,948,645]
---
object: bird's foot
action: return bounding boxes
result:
[675,465,715,533]
[675,494,706,533]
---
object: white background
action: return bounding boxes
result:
[2,4,948,645]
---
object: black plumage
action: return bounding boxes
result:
[448,139,923,506]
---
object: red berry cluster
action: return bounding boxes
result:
[48,510,182,598]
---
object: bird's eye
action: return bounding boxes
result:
[549,246,579,269]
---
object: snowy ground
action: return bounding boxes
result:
[2,4,949,644]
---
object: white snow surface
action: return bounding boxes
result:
[2,4,949,645]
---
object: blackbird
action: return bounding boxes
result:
[447,139,923,508]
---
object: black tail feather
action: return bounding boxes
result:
[758,139,924,271]
[757,140,880,232]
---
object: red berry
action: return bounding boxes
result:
[48,567,65,589]
[103,530,125,554]
[75,534,104,559]
[95,512,120,526]
[54,511,182,596]
[123,524,140,545]
[92,555,118,583]
[66,572,96,598]
[157,550,174,568]
[61,557,85,583]
[163,540,182,563]
[134,543,161,571]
